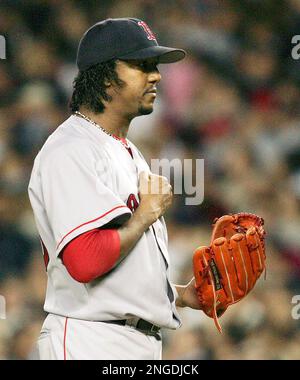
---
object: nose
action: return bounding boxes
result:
[149,68,161,84]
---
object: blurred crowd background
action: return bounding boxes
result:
[0,0,300,360]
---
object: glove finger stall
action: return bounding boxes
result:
[230,233,255,295]
[245,227,265,277]
[212,237,240,304]
[193,246,210,288]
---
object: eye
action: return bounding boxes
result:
[137,61,148,70]
[122,59,159,72]
[139,61,147,69]
[138,61,158,72]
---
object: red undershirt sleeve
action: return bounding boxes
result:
[61,228,120,283]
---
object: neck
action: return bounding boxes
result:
[78,107,131,138]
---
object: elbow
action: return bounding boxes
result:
[66,264,101,284]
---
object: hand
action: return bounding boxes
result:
[175,278,201,310]
[136,171,173,227]
[193,212,266,332]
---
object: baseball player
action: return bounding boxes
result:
[28,18,200,360]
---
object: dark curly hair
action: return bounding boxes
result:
[69,60,125,114]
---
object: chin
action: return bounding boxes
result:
[138,105,154,116]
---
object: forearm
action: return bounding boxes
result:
[117,209,151,262]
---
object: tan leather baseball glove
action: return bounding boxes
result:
[193,213,266,332]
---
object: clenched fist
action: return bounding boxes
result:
[137,171,173,227]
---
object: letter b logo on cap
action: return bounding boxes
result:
[138,21,157,42]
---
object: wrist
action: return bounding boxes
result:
[133,208,153,230]
[175,284,186,308]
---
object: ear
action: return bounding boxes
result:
[104,80,111,87]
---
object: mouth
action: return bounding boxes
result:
[145,93,156,98]
[144,88,157,95]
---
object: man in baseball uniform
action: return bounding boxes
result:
[28,18,200,360]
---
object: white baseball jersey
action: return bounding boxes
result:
[28,114,181,330]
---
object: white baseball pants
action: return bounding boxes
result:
[37,314,162,360]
